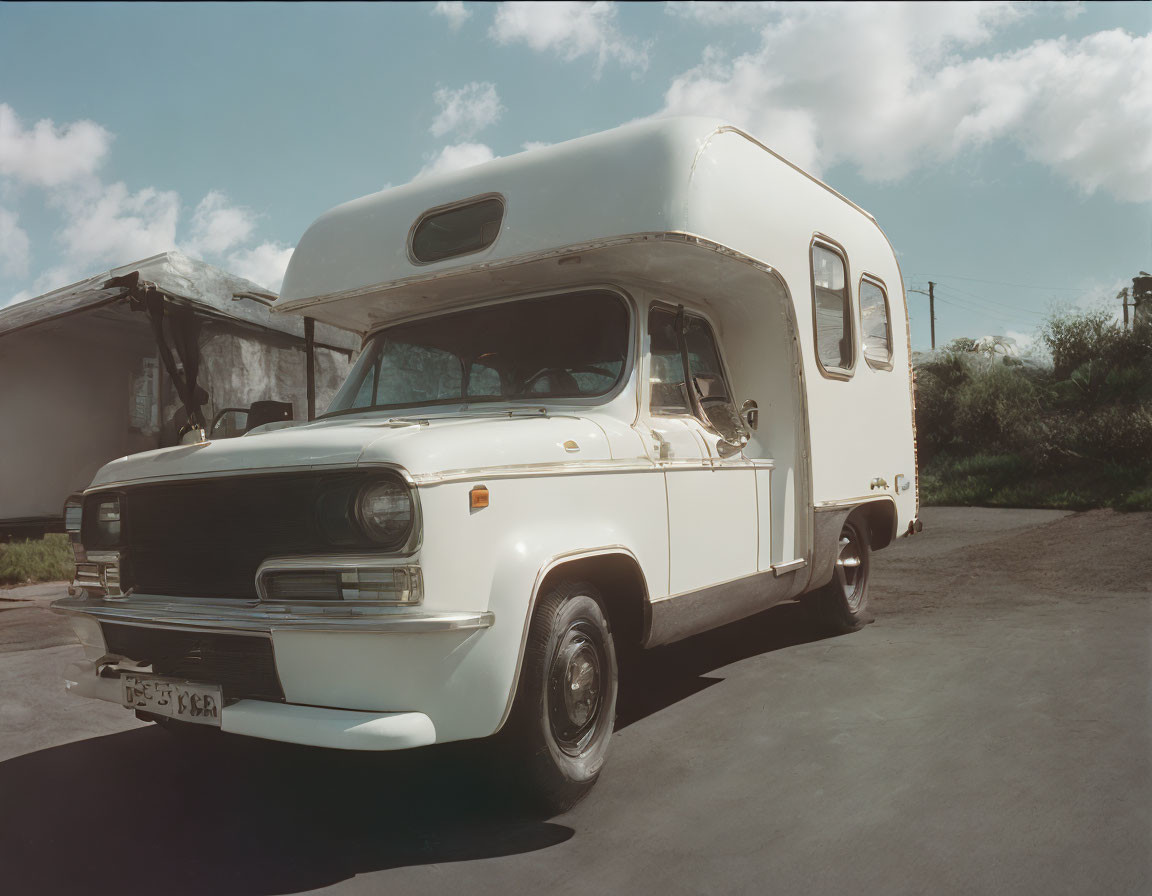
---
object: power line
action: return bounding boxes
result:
[932,295,1027,325]
[905,272,1085,292]
[929,283,1048,320]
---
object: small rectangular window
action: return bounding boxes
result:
[811,241,853,375]
[860,276,892,367]
[648,307,690,414]
[410,196,503,264]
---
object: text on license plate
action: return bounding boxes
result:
[121,675,222,726]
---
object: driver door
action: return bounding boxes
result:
[645,305,758,595]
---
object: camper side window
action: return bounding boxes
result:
[860,276,892,368]
[811,242,854,376]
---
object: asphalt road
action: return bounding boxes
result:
[1,507,1149,895]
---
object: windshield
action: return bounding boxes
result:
[324,291,631,416]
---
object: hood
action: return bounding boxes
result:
[88,413,614,489]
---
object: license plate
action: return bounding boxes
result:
[121,675,223,726]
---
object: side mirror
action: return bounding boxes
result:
[740,399,759,431]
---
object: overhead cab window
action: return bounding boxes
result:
[860,276,892,368]
[811,241,854,376]
[410,195,504,264]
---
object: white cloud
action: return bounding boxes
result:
[0,103,112,188]
[432,1,472,30]
[664,1,773,26]
[47,181,180,285]
[521,140,552,152]
[0,206,30,277]
[182,190,257,257]
[227,242,294,292]
[0,104,289,299]
[415,142,498,180]
[654,2,1152,202]
[491,1,648,74]
[430,82,504,139]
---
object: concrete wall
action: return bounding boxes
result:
[0,324,153,520]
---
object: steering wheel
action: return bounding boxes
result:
[520,365,614,395]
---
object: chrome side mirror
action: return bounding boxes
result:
[715,432,748,458]
[740,399,759,431]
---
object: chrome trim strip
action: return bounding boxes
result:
[815,495,897,510]
[51,596,493,635]
[412,459,661,486]
[771,558,807,577]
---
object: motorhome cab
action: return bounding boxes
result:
[53,118,918,811]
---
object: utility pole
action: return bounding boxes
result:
[909,281,937,349]
[1119,287,1129,328]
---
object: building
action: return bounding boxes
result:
[0,251,357,538]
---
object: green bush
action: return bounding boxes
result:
[0,534,74,586]
[916,308,1152,511]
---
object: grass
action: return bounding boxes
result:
[0,534,74,586]
[921,452,1152,512]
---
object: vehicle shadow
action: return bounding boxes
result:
[615,600,834,729]
[0,601,835,895]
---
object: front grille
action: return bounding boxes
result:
[106,471,383,599]
[102,623,284,702]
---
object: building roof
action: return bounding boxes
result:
[0,251,355,349]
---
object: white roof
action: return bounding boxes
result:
[276,117,874,334]
[0,251,355,349]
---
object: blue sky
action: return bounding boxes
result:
[0,1,1148,351]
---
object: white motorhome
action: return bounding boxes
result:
[54,118,919,810]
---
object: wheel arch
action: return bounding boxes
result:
[534,549,650,654]
[855,497,898,550]
[492,546,650,735]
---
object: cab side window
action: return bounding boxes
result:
[648,306,742,443]
[860,277,892,368]
[811,242,853,375]
[649,307,691,414]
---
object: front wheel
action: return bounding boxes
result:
[808,517,873,632]
[503,580,618,814]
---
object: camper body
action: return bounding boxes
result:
[54,118,918,809]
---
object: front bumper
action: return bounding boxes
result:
[53,594,499,745]
[63,659,436,750]
[50,594,494,634]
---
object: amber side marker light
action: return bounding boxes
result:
[470,485,490,510]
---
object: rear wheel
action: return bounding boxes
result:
[809,517,872,632]
[503,580,618,814]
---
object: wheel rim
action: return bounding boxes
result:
[547,620,605,756]
[835,525,865,612]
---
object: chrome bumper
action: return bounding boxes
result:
[62,660,437,750]
[51,594,495,635]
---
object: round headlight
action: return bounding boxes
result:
[356,479,413,546]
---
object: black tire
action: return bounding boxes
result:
[808,516,873,632]
[503,580,618,814]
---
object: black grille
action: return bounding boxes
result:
[102,623,284,702]
[106,471,387,599]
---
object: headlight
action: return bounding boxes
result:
[356,478,414,547]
